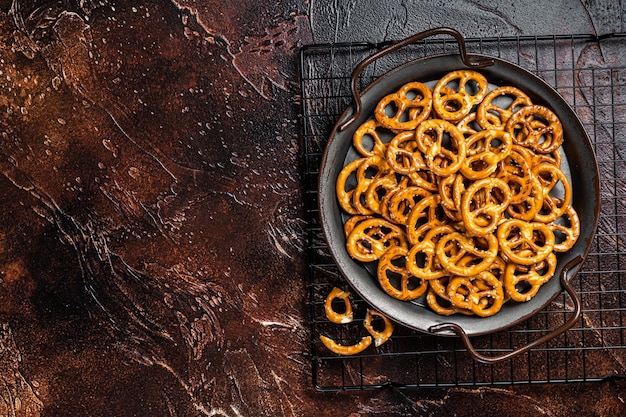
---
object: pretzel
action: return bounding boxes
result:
[436,231,499,276]
[505,105,564,154]
[433,70,489,121]
[406,194,446,245]
[385,185,432,225]
[353,119,390,157]
[336,158,363,215]
[504,253,556,302]
[319,334,372,356]
[532,162,572,223]
[386,131,427,174]
[363,309,394,347]
[505,175,543,221]
[415,119,467,176]
[549,205,580,252]
[477,86,533,130]
[460,129,513,180]
[456,111,499,137]
[495,146,533,204]
[460,177,511,236]
[406,224,455,280]
[377,246,428,300]
[497,219,555,265]
[447,271,505,317]
[346,218,408,262]
[375,81,433,130]
[343,214,374,238]
[324,287,354,324]
[365,174,401,214]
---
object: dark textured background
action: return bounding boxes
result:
[0,1,624,416]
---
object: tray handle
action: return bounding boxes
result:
[339,27,494,132]
[429,256,584,364]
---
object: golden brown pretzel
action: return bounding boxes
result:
[415,119,467,176]
[532,162,572,223]
[346,218,408,262]
[497,219,555,265]
[377,246,428,300]
[406,194,446,245]
[505,105,564,154]
[548,205,580,252]
[460,177,512,236]
[365,174,401,214]
[353,119,389,157]
[385,131,426,174]
[324,287,354,324]
[447,271,505,317]
[460,129,513,180]
[363,309,394,347]
[319,334,372,355]
[433,70,489,121]
[504,253,556,302]
[477,86,533,130]
[385,185,432,225]
[336,158,363,215]
[375,81,433,130]
[436,231,499,276]
[405,224,455,280]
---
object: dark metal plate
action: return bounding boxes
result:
[318,53,600,337]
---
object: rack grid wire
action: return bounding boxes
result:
[300,33,626,391]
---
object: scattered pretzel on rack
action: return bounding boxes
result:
[320,287,394,355]
[336,69,580,321]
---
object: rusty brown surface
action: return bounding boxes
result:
[0,1,624,416]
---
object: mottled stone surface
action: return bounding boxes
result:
[0,1,624,416]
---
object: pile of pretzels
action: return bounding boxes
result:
[337,70,580,318]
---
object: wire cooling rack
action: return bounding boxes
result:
[300,33,626,391]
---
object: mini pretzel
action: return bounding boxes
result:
[495,147,533,204]
[532,162,572,223]
[415,119,466,176]
[406,224,455,280]
[385,186,432,225]
[460,177,512,236]
[460,129,513,180]
[377,246,428,300]
[505,105,564,154]
[497,219,555,265]
[353,119,390,157]
[504,253,556,302]
[336,158,363,215]
[456,111,500,137]
[346,218,408,262]
[343,215,374,238]
[477,86,533,130]
[363,309,394,347]
[436,231,499,276]
[365,174,401,214]
[433,70,489,121]
[386,131,427,174]
[319,334,372,356]
[505,175,544,221]
[438,173,462,221]
[375,81,433,130]
[324,287,354,324]
[406,194,445,244]
[549,205,580,252]
[447,271,505,317]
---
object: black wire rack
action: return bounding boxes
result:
[300,33,626,391]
